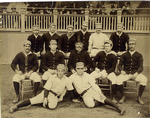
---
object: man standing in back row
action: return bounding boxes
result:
[75,21,91,51]
[88,23,109,57]
[41,23,60,52]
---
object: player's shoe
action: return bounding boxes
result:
[9,105,17,113]
[120,108,125,115]
[112,97,118,104]
[13,96,20,104]
[137,97,144,105]
[119,96,126,104]
[72,99,81,103]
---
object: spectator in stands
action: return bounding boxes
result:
[90,40,118,103]
[110,5,117,15]
[43,6,50,14]
[67,39,92,76]
[11,41,41,103]
[101,7,107,15]
[88,23,109,57]
[2,7,8,13]
[58,25,76,58]
[42,40,65,85]
[41,23,60,52]
[75,21,91,51]
[11,6,18,14]
[122,1,134,15]
[117,38,148,104]
[89,3,96,15]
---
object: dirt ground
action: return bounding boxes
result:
[0,65,150,118]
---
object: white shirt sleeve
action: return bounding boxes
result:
[66,75,74,91]
[44,78,52,90]
[88,34,93,51]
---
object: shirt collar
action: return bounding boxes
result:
[34,34,38,38]
[116,31,123,37]
[81,30,87,35]
[129,50,136,56]
[23,51,32,56]
[49,32,55,36]
[104,50,117,56]
[67,33,74,39]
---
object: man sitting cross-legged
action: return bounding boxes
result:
[67,62,125,115]
[90,40,118,103]
[9,64,69,113]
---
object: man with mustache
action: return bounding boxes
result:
[67,39,92,75]
[11,41,41,103]
[88,23,109,57]
[9,64,69,113]
[75,21,91,51]
[58,25,76,58]
[41,23,60,52]
[117,38,148,104]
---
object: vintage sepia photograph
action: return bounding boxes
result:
[0,1,150,118]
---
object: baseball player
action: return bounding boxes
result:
[11,41,41,103]
[117,38,148,104]
[42,40,65,85]
[88,23,109,57]
[67,39,92,75]
[41,23,60,52]
[27,25,43,73]
[90,40,118,103]
[110,22,129,57]
[67,62,125,115]
[9,64,69,113]
[58,25,76,58]
[74,21,91,51]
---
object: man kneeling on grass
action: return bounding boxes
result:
[67,62,125,115]
[9,64,68,113]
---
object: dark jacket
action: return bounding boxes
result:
[11,52,38,73]
[41,32,60,52]
[58,34,76,53]
[42,51,65,71]
[67,49,92,71]
[110,32,129,52]
[93,51,117,74]
[27,34,43,53]
[118,51,143,74]
[75,31,91,51]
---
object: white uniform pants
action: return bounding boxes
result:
[90,71,118,85]
[30,90,58,109]
[12,72,41,82]
[83,88,106,108]
[90,49,103,57]
[117,74,148,86]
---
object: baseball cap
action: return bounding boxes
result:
[57,64,65,70]
[82,21,88,27]
[76,62,84,68]
[67,25,73,29]
[129,38,136,43]
[23,40,31,46]
[32,25,40,30]
[95,23,102,29]
[104,40,113,45]
[49,23,56,27]
[50,39,57,45]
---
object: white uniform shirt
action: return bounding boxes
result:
[67,72,95,94]
[44,75,69,96]
[88,32,109,51]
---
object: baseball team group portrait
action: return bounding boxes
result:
[0,1,150,118]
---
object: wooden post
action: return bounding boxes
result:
[20,8,26,32]
[53,9,58,29]
[117,8,122,24]
[85,8,89,22]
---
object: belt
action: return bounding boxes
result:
[80,87,91,97]
[92,47,99,49]
[49,90,57,96]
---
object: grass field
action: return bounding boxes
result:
[0,64,149,118]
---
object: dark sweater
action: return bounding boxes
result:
[118,51,143,74]
[11,52,38,73]
[42,51,65,71]
[67,49,92,71]
[110,32,129,52]
[93,51,117,74]
[75,31,91,51]
[27,34,43,53]
[41,32,60,52]
[58,34,76,53]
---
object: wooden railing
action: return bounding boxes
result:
[0,9,150,33]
